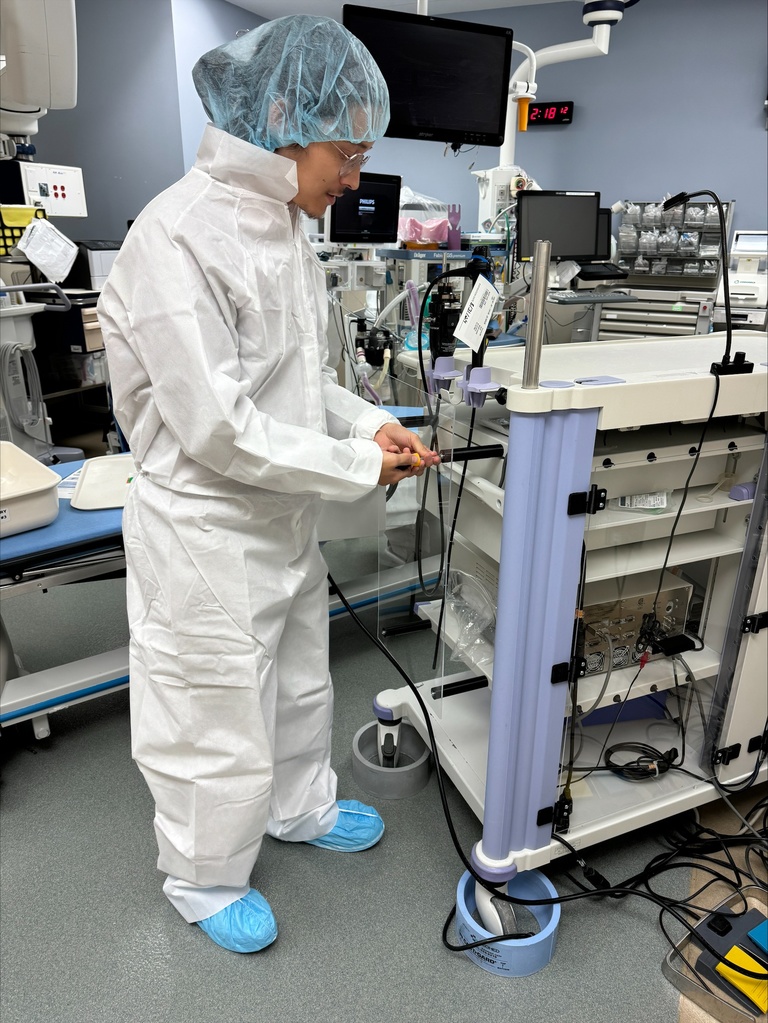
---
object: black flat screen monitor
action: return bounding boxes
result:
[328,172,402,244]
[342,5,513,148]
[516,190,601,262]
[593,208,612,261]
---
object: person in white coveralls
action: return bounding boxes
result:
[97,14,438,953]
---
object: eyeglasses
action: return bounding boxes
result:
[328,141,371,176]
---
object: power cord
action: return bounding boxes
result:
[430,406,477,671]
[603,741,679,781]
[328,574,768,977]
[636,374,721,654]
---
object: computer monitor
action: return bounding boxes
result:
[574,208,628,281]
[516,190,600,262]
[328,172,401,245]
[342,5,513,148]
[594,208,612,262]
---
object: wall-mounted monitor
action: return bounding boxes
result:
[516,190,600,262]
[328,172,401,244]
[342,5,513,148]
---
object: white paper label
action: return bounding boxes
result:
[57,468,81,501]
[453,275,499,353]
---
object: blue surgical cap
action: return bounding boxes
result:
[192,15,390,152]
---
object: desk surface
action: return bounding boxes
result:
[0,461,124,576]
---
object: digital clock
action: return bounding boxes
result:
[527,101,574,126]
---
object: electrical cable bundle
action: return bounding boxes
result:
[0,341,46,434]
[603,740,679,781]
[328,213,767,980]
[330,566,768,981]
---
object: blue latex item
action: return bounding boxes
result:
[305,799,384,852]
[193,16,389,152]
[197,889,277,953]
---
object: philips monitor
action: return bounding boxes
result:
[516,190,600,262]
[328,172,401,244]
[342,5,513,148]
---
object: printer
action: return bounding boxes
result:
[714,230,767,332]
[63,239,122,291]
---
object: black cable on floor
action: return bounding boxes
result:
[329,572,768,975]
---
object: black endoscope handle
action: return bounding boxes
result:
[439,444,505,463]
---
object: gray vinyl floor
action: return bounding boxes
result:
[0,542,704,1023]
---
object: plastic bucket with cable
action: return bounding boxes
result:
[352,721,432,799]
[455,869,561,976]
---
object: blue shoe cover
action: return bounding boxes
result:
[197,889,277,953]
[305,799,384,852]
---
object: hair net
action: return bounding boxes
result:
[192,15,390,152]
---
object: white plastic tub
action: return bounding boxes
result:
[0,442,60,538]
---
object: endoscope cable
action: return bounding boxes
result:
[430,405,477,672]
[328,573,768,976]
[639,373,721,653]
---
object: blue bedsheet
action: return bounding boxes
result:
[0,461,124,574]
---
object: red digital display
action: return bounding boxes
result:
[527,102,574,126]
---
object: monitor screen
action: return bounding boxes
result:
[342,5,513,148]
[732,231,768,257]
[328,172,402,244]
[594,208,612,262]
[516,191,601,262]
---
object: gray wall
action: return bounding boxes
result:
[36,0,264,240]
[33,0,767,242]
[35,0,182,242]
[171,0,266,172]
[368,0,768,236]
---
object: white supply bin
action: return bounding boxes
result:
[0,442,60,537]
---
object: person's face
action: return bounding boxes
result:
[276,140,373,219]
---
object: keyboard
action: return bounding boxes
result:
[547,290,634,304]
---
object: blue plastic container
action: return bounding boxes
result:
[455,869,560,977]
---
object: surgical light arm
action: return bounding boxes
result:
[474,0,641,231]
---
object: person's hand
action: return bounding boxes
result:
[377,449,426,486]
[374,422,440,486]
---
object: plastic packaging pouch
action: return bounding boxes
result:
[643,203,662,226]
[658,226,679,253]
[638,229,659,255]
[610,491,672,514]
[398,186,449,243]
[446,570,497,671]
[399,216,449,243]
[618,224,638,254]
[661,201,684,228]
[678,231,700,254]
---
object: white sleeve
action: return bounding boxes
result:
[321,363,399,442]
[101,229,385,502]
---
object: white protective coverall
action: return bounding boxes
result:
[97,124,397,923]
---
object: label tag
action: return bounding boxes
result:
[453,275,499,353]
[57,468,81,501]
